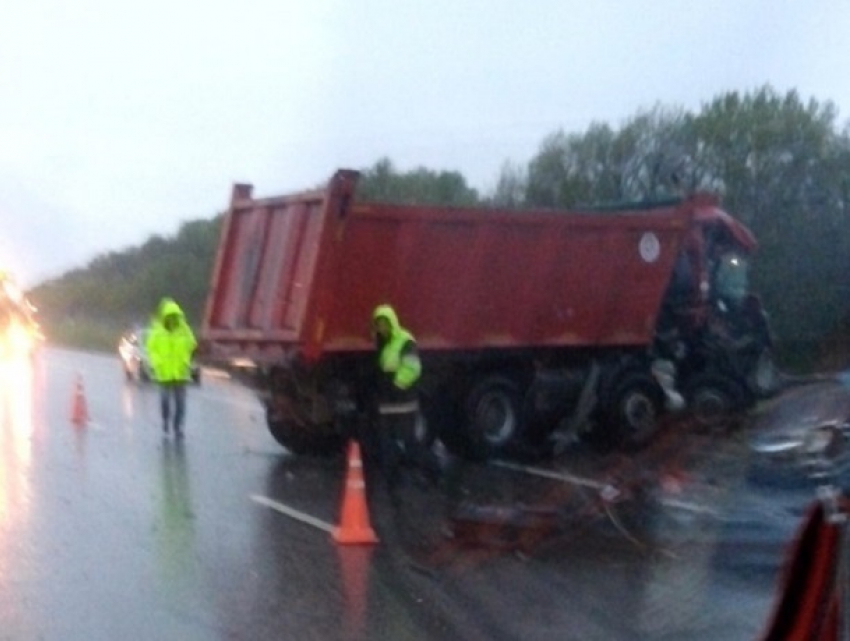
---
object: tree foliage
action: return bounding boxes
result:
[31,216,223,344]
[488,160,527,209]
[357,158,480,206]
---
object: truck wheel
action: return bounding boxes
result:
[684,374,747,429]
[266,414,345,457]
[590,373,663,451]
[464,376,523,460]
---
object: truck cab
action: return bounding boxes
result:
[653,201,777,427]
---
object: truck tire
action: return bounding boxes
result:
[589,373,663,452]
[464,376,523,460]
[683,373,747,429]
[266,414,345,457]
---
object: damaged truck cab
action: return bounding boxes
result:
[653,201,775,428]
[200,170,775,460]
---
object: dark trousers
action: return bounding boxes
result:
[159,382,187,431]
[374,403,443,490]
[377,411,418,486]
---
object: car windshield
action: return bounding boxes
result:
[714,252,750,303]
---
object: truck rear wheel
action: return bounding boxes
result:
[464,376,523,460]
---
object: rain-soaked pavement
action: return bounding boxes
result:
[0,346,848,640]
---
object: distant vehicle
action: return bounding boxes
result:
[200,170,777,459]
[118,326,201,385]
[118,327,151,382]
[0,272,43,358]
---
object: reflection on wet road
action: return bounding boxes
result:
[0,346,844,640]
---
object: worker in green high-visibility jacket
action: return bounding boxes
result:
[146,298,197,438]
[370,303,435,488]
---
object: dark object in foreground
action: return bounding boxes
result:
[759,499,844,641]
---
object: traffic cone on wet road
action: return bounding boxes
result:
[333,440,379,545]
[70,374,89,426]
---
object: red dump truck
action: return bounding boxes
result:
[200,169,776,459]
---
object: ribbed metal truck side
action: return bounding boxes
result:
[200,170,775,458]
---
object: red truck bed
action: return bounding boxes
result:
[201,170,694,364]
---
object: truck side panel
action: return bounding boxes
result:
[202,171,691,363]
[319,203,687,354]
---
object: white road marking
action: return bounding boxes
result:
[491,459,611,491]
[491,460,721,516]
[250,494,335,533]
[658,497,721,516]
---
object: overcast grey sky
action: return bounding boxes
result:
[1,0,849,286]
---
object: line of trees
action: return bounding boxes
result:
[31,218,223,348]
[30,85,850,367]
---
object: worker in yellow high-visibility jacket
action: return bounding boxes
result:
[147,298,197,437]
[371,303,435,488]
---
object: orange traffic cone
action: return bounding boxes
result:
[71,374,89,426]
[333,440,379,545]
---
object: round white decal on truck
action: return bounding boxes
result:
[639,232,660,263]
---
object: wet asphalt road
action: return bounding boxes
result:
[0,346,846,640]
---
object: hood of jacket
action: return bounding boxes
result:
[157,299,185,323]
[372,304,401,335]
